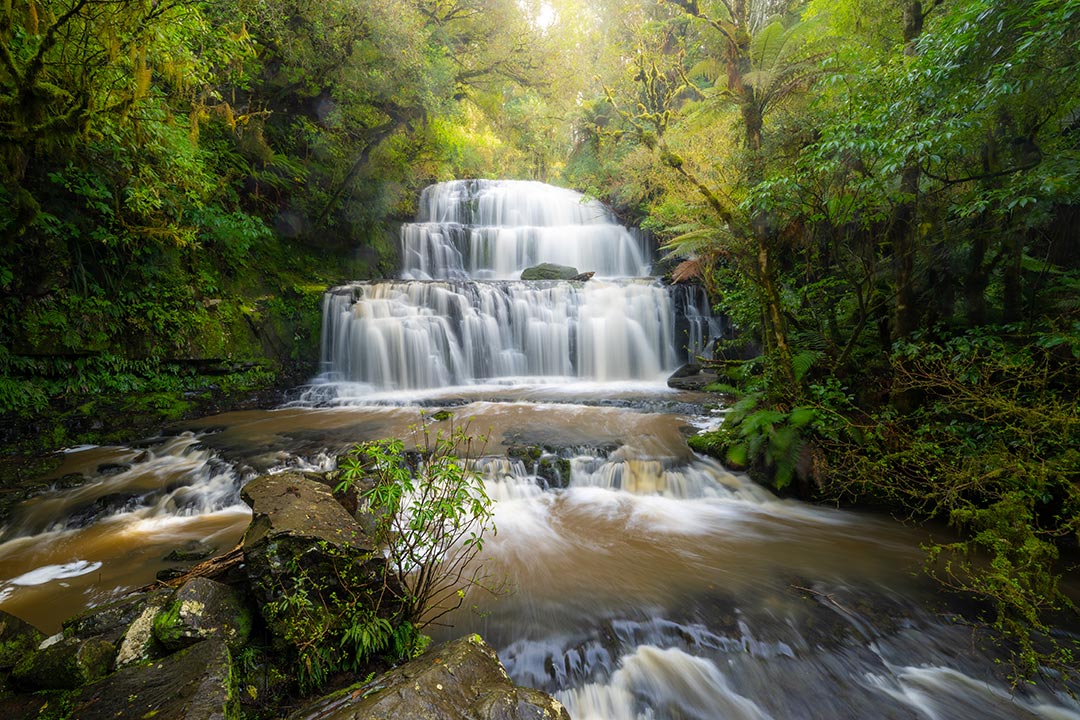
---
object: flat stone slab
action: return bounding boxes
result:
[288,634,570,720]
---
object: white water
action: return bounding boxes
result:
[317,179,718,393]
[402,180,650,280]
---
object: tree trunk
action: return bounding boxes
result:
[890,164,920,340]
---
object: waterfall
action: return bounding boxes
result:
[402,179,650,280]
[319,180,718,392]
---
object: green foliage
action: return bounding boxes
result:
[262,545,424,693]
[1,0,568,455]
[337,417,497,630]
[691,356,854,490]
[813,324,1080,682]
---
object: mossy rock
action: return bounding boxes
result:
[287,635,570,720]
[164,540,218,562]
[0,611,45,669]
[12,636,115,690]
[68,639,238,720]
[239,473,397,658]
[153,577,251,652]
[63,589,172,645]
[520,263,579,281]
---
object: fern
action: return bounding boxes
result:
[792,349,823,382]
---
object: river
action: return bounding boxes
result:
[1,180,1077,719]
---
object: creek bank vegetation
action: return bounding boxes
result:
[0,424,559,720]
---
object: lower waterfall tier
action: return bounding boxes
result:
[319,280,717,391]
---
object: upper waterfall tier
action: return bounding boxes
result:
[401,180,650,280]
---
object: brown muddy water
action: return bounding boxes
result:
[1,389,1077,720]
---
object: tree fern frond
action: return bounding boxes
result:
[689,57,723,84]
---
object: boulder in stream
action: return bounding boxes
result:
[666,362,719,391]
[520,263,579,280]
[288,634,570,720]
[240,472,397,651]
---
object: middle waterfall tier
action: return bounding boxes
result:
[321,280,697,390]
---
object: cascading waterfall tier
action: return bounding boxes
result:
[321,280,678,389]
[402,179,650,280]
[319,180,719,391]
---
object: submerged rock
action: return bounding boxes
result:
[164,540,218,562]
[288,634,570,720]
[520,263,579,281]
[506,445,573,488]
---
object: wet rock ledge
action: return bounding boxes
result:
[0,472,570,720]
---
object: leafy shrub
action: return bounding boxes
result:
[337,417,497,630]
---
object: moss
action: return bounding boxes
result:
[152,602,183,649]
[0,635,39,669]
[688,431,726,458]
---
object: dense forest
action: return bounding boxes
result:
[1,0,1078,683]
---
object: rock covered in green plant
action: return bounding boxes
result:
[0,611,44,669]
[240,472,405,691]
[114,593,173,669]
[11,635,115,690]
[152,577,251,652]
[286,634,570,720]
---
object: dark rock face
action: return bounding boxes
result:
[240,472,394,650]
[666,362,719,391]
[64,589,172,645]
[68,639,235,720]
[153,577,251,652]
[11,635,115,690]
[288,635,571,720]
[520,263,579,281]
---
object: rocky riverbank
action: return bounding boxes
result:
[0,469,569,720]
